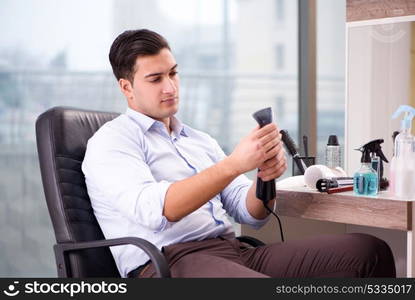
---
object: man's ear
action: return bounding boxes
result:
[119,78,134,99]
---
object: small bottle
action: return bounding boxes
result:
[354,147,378,196]
[371,154,381,191]
[326,135,341,168]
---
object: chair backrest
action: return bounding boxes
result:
[36,106,120,277]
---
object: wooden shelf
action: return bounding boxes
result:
[347,0,415,22]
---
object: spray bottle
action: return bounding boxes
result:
[359,139,388,190]
[353,143,379,196]
[390,105,415,198]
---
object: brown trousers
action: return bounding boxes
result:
[135,233,396,278]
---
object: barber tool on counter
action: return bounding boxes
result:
[326,185,354,194]
[316,177,354,193]
[280,129,309,175]
[304,164,347,189]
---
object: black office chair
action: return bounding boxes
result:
[35,106,265,278]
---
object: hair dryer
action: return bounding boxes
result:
[252,107,276,203]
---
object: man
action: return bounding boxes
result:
[82,29,396,278]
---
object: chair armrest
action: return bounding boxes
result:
[236,235,266,247]
[54,237,170,278]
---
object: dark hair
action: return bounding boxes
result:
[109,29,171,83]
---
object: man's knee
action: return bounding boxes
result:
[347,233,396,277]
[348,233,393,259]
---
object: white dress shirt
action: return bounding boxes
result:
[82,107,269,277]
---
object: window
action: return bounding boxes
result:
[316,0,346,165]
[0,0,298,276]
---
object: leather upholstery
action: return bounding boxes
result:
[36,106,120,277]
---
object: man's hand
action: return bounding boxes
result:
[227,123,286,180]
[257,136,286,181]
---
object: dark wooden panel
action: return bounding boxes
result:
[275,189,411,231]
[347,0,415,22]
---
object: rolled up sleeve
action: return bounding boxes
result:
[208,137,270,229]
[220,174,269,229]
[82,136,174,232]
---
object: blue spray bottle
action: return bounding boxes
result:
[353,143,378,196]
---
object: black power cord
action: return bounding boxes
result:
[263,201,285,242]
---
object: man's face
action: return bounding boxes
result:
[121,48,180,122]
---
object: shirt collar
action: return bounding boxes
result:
[170,115,188,138]
[125,107,188,137]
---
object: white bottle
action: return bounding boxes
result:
[325,135,341,168]
[391,105,415,198]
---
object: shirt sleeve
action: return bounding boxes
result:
[208,136,270,229]
[82,132,174,232]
